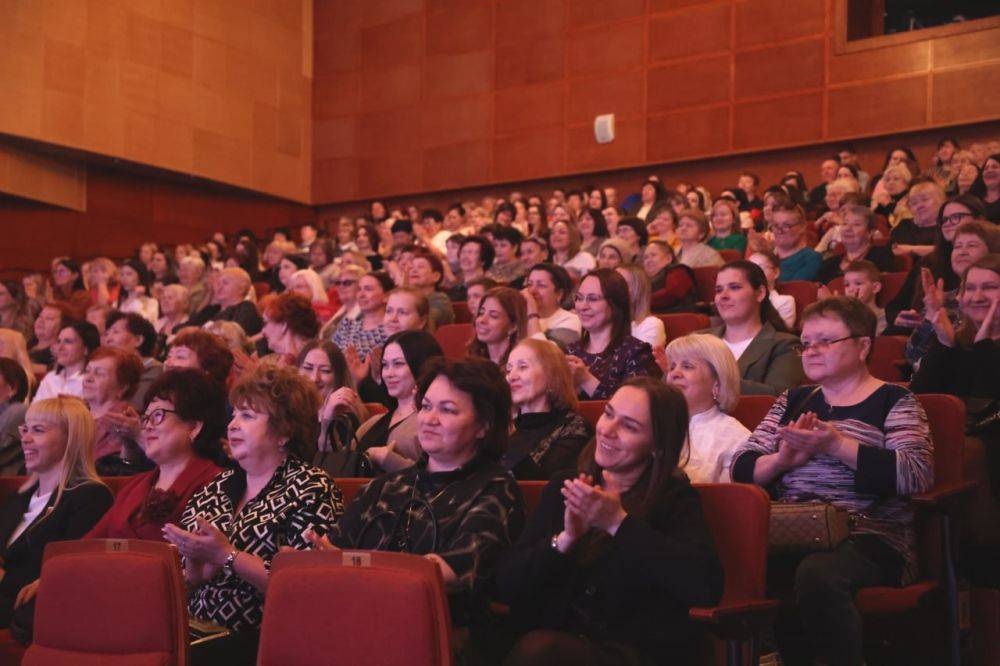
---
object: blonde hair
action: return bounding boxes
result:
[203,320,255,355]
[161,283,191,315]
[665,334,742,413]
[219,267,252,299]
[386,287,432,332]
[615,264,652,322]
[291,269,329,304]
[511,338,578,412]
[25,396,104,505]
[0,328,36,401]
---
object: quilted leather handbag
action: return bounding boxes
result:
[768,501,850,554]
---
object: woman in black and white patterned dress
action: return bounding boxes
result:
[163,364,344,666]
[731,296,934,666]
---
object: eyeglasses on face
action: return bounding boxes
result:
[573,293,605,305]
[793,335,861,355]
[769,222,802,233]
[141,408,179,427]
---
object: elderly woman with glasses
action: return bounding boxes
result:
[731,297,933,666]
[770,201,822,282]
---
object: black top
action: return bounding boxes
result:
[327,454,525,625]
[496,470,723,664]
[0,481,113,624]
[984,197,1000,224]
[27,347,53,370]
[818,243,894,283]
[502,409,593,481]
[910,338,1000,431]
[187,301,264,336]
[890,218,938,249]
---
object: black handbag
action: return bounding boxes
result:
[312,414,373,478]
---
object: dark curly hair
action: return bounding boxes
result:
[143,368,228,462]
[168,329,234,384]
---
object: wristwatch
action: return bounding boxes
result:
[223,549,239,575]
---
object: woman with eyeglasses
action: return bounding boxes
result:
[163,364,343,664]
[731,297,933,666]
[706,261,803,396]
[87,369,226,540]
[0,396,112,638]
[566,269,660,400]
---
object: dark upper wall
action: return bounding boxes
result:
[312,0,1000,205]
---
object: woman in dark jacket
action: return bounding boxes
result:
[503,338,593,480]
[496,377,724,665]
[0,396,113,638]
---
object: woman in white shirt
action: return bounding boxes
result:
[664,333,750,483]
[615,263,666,349]
[523,263,581,348]
[34,321,101,402]
[115,259,159,324]
[747,251,797,330]
[549,220,596,281]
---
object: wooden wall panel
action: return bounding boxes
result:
[313,0,1000,205]
[0,0,312,202]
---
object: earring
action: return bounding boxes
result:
[711,384,720,404]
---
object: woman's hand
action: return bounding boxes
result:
[103,405,141,441]
[561,476,627,536]
[651,346,669,377]
[975,295,1000,343]
[13,579,39,609]
[893,308,923,329]
[162,517,233,568]
[921,268,946,316]
[320,387,361,421]
[929,305,957,347]
[344,345,371,384]
[565,355,597,392]
[776,411,859,469]
[304,528,340,552]
[365,441,397,469]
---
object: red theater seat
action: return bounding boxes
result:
[433,323,473,359]
[577,401,606,429]
[23,540,188,665]
[259,550,452,666]
[730,395,776,432]
[690,483,777,666]
[452,301,472,324]
[775,281,819,327]
[658,312,711,342]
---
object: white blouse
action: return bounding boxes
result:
[631,316,666,349]
[683,406,751,483]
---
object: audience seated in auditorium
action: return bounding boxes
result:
[187,267,263,336]
[495,377,723,665]
[707,198,748,254]
[102,312,164,409]
[705,261,803,395]
[162,364,343,665]
[567,270,660,400]
[0,397,113,639]
[890,180,946,258]
[817,205,894,283]
[747,251,797,330]
[80,346,148,476]
[503,339,592,481]
[732,297,933,666]
[330,272,391,357]
[616,263,666,349]
[676,209,724,269]
[87,369,225,540]
[664,334,750,483]
[163,328,235,386]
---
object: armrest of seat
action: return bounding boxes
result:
[689,599,779,637]
[911,480,978,509]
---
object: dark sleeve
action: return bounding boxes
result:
[280,475,345,551]
[325,476,385,548]
[605,489,724,608]
[435,477,525,597]
[854,447,898,496]
[650,268,695,311]
[228,302,263,336]
[60,484,114,541]
[866,244,895,273]
[731,450,764,483]
[885,263,920,328]
[539,432,592,481]
[495,475,573,606]
[910,339,984,395]
[759,337,805,394]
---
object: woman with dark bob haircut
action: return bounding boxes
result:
[496,377,723,665]
[309,356,525,627]
[87,368,227,540]
[163,364,344,664]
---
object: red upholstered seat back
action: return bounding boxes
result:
[577,400,606,429]
[916,393,965,486]
[260,551,451,666]
[692,266,720,305]
[730,395,776,432]
[336,477,371,505]
[25,540,187,665]
[694,483,771,602]
[433,323,473,359]
[452,301,473,323]
[657,312,711,342]
[776,280,819,327]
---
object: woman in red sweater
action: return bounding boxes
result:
[643,240,697,312]
[86,369,227,541]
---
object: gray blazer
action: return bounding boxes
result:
[0,402,27,475]
[702,322,804,396]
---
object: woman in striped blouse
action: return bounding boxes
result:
[731,296,933,666]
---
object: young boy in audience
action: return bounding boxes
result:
[842,260,887,334]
